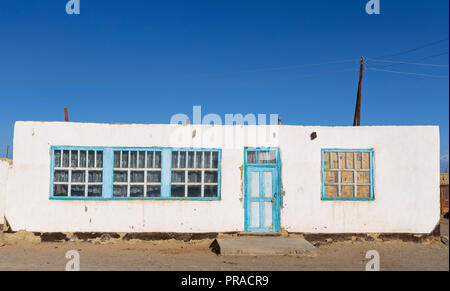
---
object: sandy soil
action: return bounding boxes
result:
[0,234,448,271]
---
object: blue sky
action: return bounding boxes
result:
[0,0,448,169]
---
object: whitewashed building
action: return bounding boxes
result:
[0,121,441,234]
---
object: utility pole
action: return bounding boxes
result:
[64,107,69,122]
[353,57,365,126]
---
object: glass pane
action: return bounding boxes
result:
[247,151,256,164]
[54,150,61,168]
[63,150,70,167]
[71,170,85,183]
[204,152,211,168]
[80,151,87,168]
[113,171,128,183]
[113,185,127,197]
[88,185,102,197]
[71,185,85,197]
[172,151,178,168]
[179,152,186,168]
[146,151,154,168]
[88,171,103,183]
[324,185,338,198]
[264,202,273,228]
[340,185,354,198]
[53,184,68,197]
[355,153,362,169]
[171,171,185,183]
[250,202,260,228]
[187,185,201,197]
[146,185,160,197]
[357,186,371,198]
[362,152,370,169]
[54,170,68,182]
[138,151,145,168]
[257,151,269,164]
[357,171,371,184]
[71,150,78,167]
[154,151,161,168]
[212,152,219,168]
[130,185,144,197]
[147,171,161,183]
[324,171,338,184]
[121,151,128,168]
[204,185,218,197]
[268,150,276,163]
[339,153,346,169]
[341,171,354,184]
[96,151,103,168]
[88,151,95,168]
[204,171,217,183]
[188,152,195,168]
[130,171,144,183]
[195,152,203,168]
[171,185,185,197]
[263,171,272,198]
[114,152,121,168]
[250,171,260,198]
[130,151,137,168]
[346,152,354,169]
[323,152,330,169]
[331,152,338,169]
[188,171,201,183]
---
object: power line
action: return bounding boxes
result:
[367,51,449,69]
[374,37,449,59]
[365,58,448,67]
[366,67,449,79]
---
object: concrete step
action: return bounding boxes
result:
[211,236,318,256]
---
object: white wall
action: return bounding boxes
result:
[0,159,12,225]
[5,121,440,233]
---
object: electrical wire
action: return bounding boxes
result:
[365,58,448,67]
[366,67,449,79]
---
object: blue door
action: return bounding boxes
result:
[244,149,281,232]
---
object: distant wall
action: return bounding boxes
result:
[0,159,12,225]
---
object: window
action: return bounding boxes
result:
[113,150,161,198]
[50,147,221,200]
[322,149,374,200]
[171,150,219,198]
[246,149,277,164]
[53,149,103,197]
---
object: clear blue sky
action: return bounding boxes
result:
[0,0,448,167]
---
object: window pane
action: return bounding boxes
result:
[147,151,154,168]
[96,151,103,168]
[340,185,354,198]
[195,152,203,168]
[54,170,68,182]
[80,151,87,168]
[324,185,338,198]
[71,171,85,183]
[357,186,371,198]
[88,171,103,183]
[346,153,354,169]
[130,171,144,183]
[71,150,78,167]
[172,171,185,182]
[204,185,218,197]
[179,151,186,168]
[130,185,144,197]
[204,152,211,168]
[171,185,185,197]
[188,171,201,183]
[341,171,354,184]
[172,151,178,168]
[147,171,161,183]
[323,152,330,169]
[114,152,121,168]
[63,150,70,167]
[330,152,338,169]
[339,153,346,169]
[88,185,102,197]
[88,151,95,168]
[247,151,256,164]
[362,153,370,169]
[113,185,127,197]
[138,151,145,168]
[54,150,61,168]
[355,153,362,169]
[121,151,128,168]
[114,171,128,183]
[268,150,277,163]
[188,152,195,168]
[187,185,201,197]
[130,151,137,168]
[324,171,337,184]
[154,151,161,168]
[357,171,371,184]
[146,185,160,197]
[204,171,218,183]
[212,152,219,168]
[71,185,85,197]
[53,184,68,197]
[257,151,269,164]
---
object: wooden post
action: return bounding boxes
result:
[353,57,365,126]
[64,107,69,122]
[5,145,9,158]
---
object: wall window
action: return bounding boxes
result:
[50,147,221,200]
[113,150,162,198]
[53,149,103,197]
[171,150,219,198]
[246,149,277,164]
[322,149,374,200]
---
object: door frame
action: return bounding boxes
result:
[244,148,282,232]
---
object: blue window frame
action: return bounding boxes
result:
[50,146,221,200]
[321,149,374,201]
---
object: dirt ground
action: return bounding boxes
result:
[0,233,448,271]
